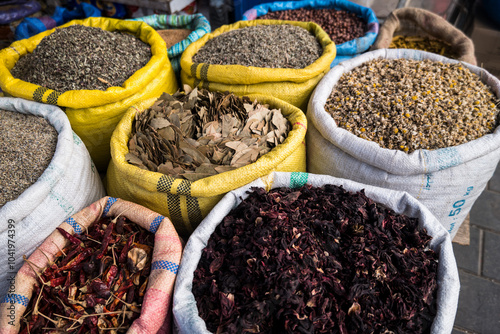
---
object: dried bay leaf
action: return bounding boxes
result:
[150,118,171,129]
[127,88,291,181]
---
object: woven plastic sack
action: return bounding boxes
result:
[106,94,307,237]
[242,0,378,67]
[131,14,211,80]
[180,20,336,111]
[371,7,476,65]
[306,48,500,240]
[0,196,183,334]
[0,16,178,172]
[172,171,460,334]
[0,97,105,300]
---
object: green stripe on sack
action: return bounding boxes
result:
[33,87,48,102]
[290,172,309,188]
[191,63,197,78]
[200,63,209,81]
[166,193,183,226]
[157,175,175,193]
[176,180,191,196]
[186,195,203,225]
[46,91,61,105]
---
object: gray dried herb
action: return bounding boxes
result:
[11,25,152,92]
[192,24,323,69]
[127,86,291,181]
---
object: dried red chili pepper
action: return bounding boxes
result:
[20,214,154,333]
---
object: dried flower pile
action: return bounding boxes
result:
[193,184,439,333]
[325,58,500,153]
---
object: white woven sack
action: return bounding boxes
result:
[307,48,500,239]
[173,171,460,334]
[0,97,105,299]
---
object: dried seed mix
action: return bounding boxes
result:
[192,24,323,69]
[158,29,192,48]
[193,185,439,333]
[127,87,291,181]
[258,8,367,45]
[325,58,500,153]
[390,35,457,59]
[0,110,58,207]
[11,25,152,92]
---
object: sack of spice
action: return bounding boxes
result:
[180,20,336,111]
[173,171,460,333]
[306,48,500,239]
[370,7,476,65]
[0,16,178,172]
[130,14,211,82]
[0,196,183,333]
[242,0,379,67]
[0,97,105,300]
[106,90,307,237]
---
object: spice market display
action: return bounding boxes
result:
[0,1,498,333]
[126,87,291,181]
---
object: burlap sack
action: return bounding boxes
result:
[371,7,476,65]
[0,196,183,334]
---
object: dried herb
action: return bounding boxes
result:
[19,215,154,333]
[126,86,291,181]
[0,109,58,207]
[193,185,439,334]
[390,35,457,59]
[192,24,323,69]
[325,58,500,153]
[11,25,152,92]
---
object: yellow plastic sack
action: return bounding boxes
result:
[0,17,178,171]
[180,20,336,112]
[106,94,307,237]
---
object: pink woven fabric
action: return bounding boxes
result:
[0,196,183,334]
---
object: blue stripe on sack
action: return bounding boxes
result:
[151,260,179,274]
[102,197,118,217]
[149,215,164,233]
[1,294,29,307]
[64,217,82,234]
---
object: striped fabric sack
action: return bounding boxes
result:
[106,94,307,237]
[131,14,211,78]
[0,196,183,334]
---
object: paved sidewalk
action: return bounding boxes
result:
[452,163,500,334]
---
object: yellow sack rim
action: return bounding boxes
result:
[110,93,307,198]
[0,17,169,109]
[180,20,336,85]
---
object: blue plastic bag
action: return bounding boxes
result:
[14,3,101,40]
[242,0,378,66]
